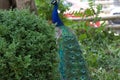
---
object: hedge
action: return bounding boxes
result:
[0,10,60,80]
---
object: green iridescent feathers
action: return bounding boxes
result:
[58,26,90,80]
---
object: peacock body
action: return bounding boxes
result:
[51,0,91,80]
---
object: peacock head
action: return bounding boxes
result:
[51,0,59,5]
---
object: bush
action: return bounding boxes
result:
[70,21,120,80]
[65,1,120,79]
[0,10,60,80]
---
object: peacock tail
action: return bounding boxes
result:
[51,0,91,80]
[58,26,90,80]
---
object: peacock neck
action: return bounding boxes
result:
[52,3,64,27]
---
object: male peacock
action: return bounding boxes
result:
[51,0,91,80]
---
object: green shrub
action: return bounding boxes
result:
[65,1,120,79]
[70,21,120,80]
[0,10,60,80]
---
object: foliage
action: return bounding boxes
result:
[61,0,120,79]
[35,0,69,20]
[70,3,120,80]
[34,0,120,79]
[0,10,60,80]
[73,23,120,80]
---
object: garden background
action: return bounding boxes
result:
[0,0,120,80]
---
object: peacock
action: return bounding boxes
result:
[51,0,91,80]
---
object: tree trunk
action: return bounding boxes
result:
[0,0,11,9]
[0,0,37,14]
[15,0,37,14]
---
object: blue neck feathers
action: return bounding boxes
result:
[52,3,64,27]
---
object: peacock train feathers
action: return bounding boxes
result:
[51,0,91,80]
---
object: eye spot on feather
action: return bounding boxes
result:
[69,55,75,59]
[68,44,72,48]
[80,75,87,80]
